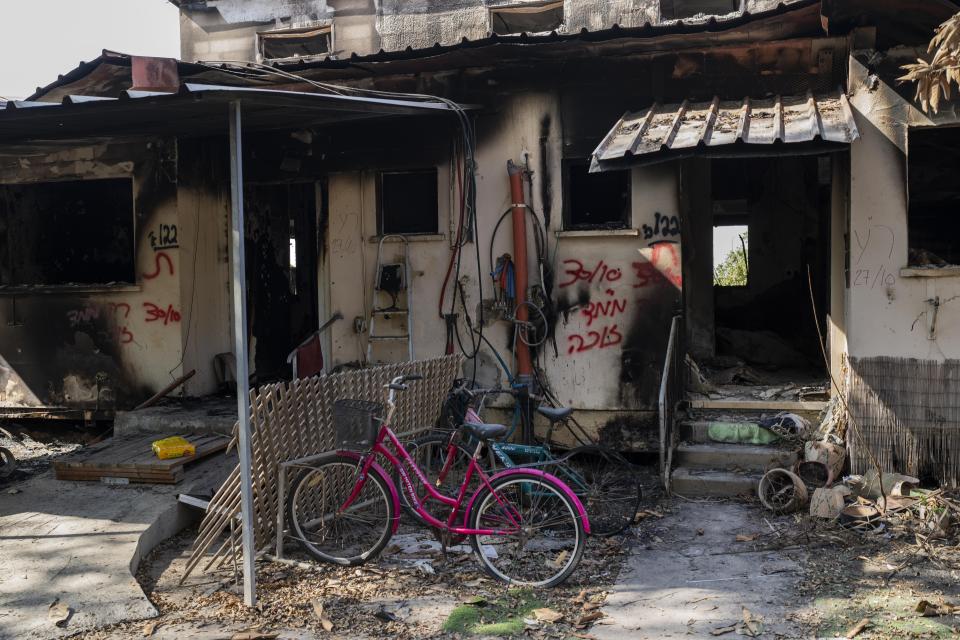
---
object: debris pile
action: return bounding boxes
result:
[685,352,830,402]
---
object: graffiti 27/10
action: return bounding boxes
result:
[567,325,623,354]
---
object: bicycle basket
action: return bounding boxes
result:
[333,399,383,451]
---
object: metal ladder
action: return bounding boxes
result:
[366,235,414,363]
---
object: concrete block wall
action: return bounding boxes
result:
[176,0,807,61]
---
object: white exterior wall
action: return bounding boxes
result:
[847,54,960,360]
[324,92,680,428]
[177,183,233,397]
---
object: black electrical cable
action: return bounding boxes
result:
[205,60,491,380]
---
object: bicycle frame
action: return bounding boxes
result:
[339,422,521,536]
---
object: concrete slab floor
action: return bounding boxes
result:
[0,451,234,640]
[594,501,806,639]
[114,396,238,438]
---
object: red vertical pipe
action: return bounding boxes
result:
[508,160,533,377]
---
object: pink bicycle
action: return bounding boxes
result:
[285,374,591,587]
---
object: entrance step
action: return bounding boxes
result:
[679,420,774,444]
[675,443,797,471]
[688,398,828,412]
[671,467,759,497]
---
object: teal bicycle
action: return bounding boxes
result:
[402,384,642,537]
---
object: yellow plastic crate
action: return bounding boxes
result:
[151,436,196,460]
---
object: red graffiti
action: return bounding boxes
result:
[108,302,131,319]
[143,251,175,280]
[559,259,622,288]
[651,242,682,288]
[631,262,663,288]
[632,242,682,289]
[567,325,624,354]
[144,302,182,325]
[582,298,627,327]
[118,327,135,344]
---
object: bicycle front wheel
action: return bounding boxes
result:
[558,445,642,537]
[468,471,586,587]
[286,454,394,566]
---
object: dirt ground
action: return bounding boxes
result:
[5,427,951,640]
[67,520,633,640]
[60,494,960,639]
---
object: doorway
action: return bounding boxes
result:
[691,155,832,392]
[244,182,320,382]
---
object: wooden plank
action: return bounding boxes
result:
[56,472,182,485]
[54,433,228,480]
[55,465,183,481]
[54,466,179,479]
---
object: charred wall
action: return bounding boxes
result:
[0,139,185,410]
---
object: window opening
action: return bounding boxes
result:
[660,0,740,21]
[0,178,135,287]
[563,160,631,230]
[288,217,298,296]
[259,25,331,61]
[378,169,439,236]
[713,224,748,287]
[908,126,960,266]
[490,1,563,35]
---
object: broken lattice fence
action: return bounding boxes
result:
[182,354,463,579]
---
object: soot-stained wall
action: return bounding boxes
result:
[0,139,188,410]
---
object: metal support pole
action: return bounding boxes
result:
[228,100,257,607]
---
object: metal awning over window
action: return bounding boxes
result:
[591,91,859,171]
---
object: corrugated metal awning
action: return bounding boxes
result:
[591,91,859,171]
[0,83,460,146]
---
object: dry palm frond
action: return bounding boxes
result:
[900,13,960,113]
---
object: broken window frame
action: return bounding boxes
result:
[257,23,333,62]
[0,177,137,290]
[377,168,440,237]
[906,125,960,268]
[561,158,632,231]
[489,1,564,35]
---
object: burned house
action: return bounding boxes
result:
[3,0,960,488]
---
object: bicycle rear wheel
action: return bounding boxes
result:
[555,445,642,537]
[468,471,586,587]
[286,453,394,566]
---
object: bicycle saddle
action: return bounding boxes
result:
[462,422,509,440]
[536,406,574,423]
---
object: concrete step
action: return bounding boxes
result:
[679,420,766,443]
[688,398,828,412]
[675,443,797,471]
[671,467,760,498]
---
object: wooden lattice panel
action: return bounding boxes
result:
[182,355,463,579]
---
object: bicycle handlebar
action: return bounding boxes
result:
[385,374,423,392]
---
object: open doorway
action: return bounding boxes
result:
[705,156,831,395]
[245,182,320,382]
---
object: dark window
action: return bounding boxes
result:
[908,127,960,266]
[491,1,563,35]
[660,0,740,20]
[0,178,135,287]
[378,169,439,235]
[259,26,331,60]
[563,161,631,230]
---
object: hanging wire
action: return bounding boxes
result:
[197,60,486,376]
